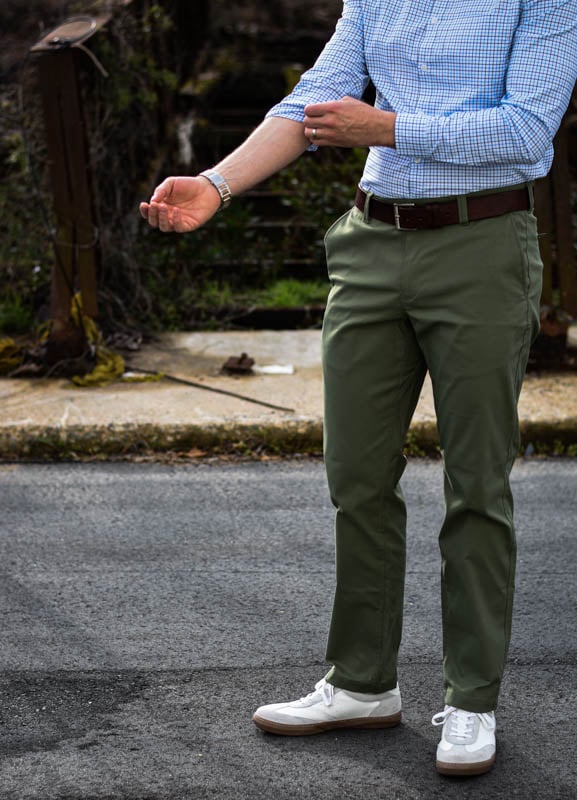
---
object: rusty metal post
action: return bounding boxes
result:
[31,17,109,362]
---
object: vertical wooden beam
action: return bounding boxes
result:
[533,176,554,307]
[32,17,109,362]
[174,0,210,59]
[36,49,99,324]
[37,52,76,334]
[550,123,577,317]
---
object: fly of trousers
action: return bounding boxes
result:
[322,195,542,713]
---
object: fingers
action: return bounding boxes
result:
[141,177,179,231]
[304,125,326,146]
[303,97,368,145]
[305,97,359,115]
[304,111,331,131]
[154,202,179,232]
[304,101,332,142]
[304,107,329,145]
[140,201,181,232]
[144,201,160,229]
[304,103,338,145]
[304,100,341,117]
[151,177,174,204]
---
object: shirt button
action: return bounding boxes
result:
[414,158,422,164]
[431,16,438,23]
[420,63,428,71]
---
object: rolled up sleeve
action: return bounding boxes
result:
[266,0,370,126]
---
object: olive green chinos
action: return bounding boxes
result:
[322,187,542,713]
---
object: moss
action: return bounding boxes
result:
[2,418,577,461]
[0,421,324,461]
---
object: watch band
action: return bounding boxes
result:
[199,169,232,210]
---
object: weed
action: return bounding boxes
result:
[0,295,33,334]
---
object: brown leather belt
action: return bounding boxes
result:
[355,186,530,230]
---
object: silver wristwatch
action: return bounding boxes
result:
[199,169,232,210]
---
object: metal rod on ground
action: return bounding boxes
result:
[131,368,295,413]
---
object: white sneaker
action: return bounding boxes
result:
[432,705,497,776]
[253,678,402,735]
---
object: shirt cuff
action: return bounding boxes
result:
[395,111,438,159]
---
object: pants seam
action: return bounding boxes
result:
[374,321,407,689]
[498,210,532,681]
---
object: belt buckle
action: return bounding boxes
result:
[393,202,416,231]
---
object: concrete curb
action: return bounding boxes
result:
[1,417,576,461]
[0,420,325,461]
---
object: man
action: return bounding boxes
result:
[141,0,577,776]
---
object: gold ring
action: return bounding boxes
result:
[312,128,318,140]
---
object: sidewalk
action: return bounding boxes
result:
[1,330,577,459]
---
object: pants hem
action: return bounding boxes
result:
[328,670,398,695]
[444,687,499,713]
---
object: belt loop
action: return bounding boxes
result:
[526,181,535,213]
[457,194,469,224]
[363,191,374,223]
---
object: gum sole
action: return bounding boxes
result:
[252,711,402,736]
[436,754,496,777]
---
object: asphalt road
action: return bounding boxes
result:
[0,459,576,800]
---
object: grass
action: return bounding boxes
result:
[251,279,328,307]
[185,278,328,315]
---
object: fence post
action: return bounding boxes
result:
[551,116,577,318]
[533,83,577,319]
[533,176,554,307]
[31,17,109,362]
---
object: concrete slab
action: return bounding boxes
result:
[0,331,576,459]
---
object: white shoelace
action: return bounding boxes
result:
[301,678,334,707]
[431,706,495,741]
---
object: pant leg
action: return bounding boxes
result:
[407,208,542,712]
[322,207,427,694]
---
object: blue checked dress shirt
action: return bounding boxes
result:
[265,0,577,199]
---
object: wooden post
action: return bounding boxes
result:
[31,17,109,362]
[532,82,577,319]
[533,175,554,307]
[550,122,577,317]
[174,0,210,57]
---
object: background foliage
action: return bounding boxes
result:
[0,0,362,335]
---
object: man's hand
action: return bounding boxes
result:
[139,176,221,233]
[304,96,396,148]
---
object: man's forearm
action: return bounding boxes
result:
[210,117,310,197]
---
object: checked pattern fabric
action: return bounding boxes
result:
[266,0,577,198]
